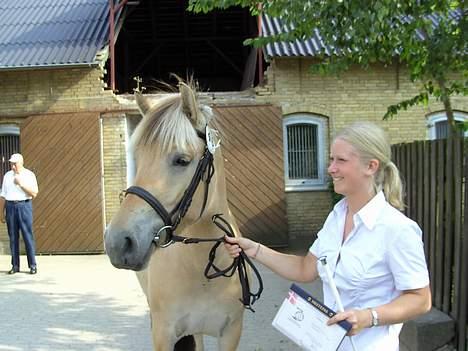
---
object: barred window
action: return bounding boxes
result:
[0,125,20,186]
[283,115,326,191]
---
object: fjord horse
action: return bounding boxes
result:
[104,83,247,351]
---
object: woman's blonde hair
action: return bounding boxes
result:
[334,122,404,210]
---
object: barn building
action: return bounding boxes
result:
[0,0,466,254]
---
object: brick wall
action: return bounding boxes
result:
[0,67,119,116]
[256,57,468,241]
[286,190,332,242]
[101,115,128,227]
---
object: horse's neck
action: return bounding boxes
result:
[177,151,240,238]
[178,208,239,239]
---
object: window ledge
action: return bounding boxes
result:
[285,184,328,192]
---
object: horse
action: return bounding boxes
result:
[104,81,257,351]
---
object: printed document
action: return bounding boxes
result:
[272,284,351,351]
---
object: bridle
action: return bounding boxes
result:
[124,127,263,311]
[126,130,214,247]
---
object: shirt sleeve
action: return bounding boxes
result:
[309,229,322,257]
[387,221,430,291]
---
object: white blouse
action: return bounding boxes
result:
[310,191,429,351]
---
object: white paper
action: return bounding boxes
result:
[272,284,350,351]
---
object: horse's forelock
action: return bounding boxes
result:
[131,94,206,156]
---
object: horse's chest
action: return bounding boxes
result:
[149,248,244,336]
[172,305,240,337]
[158,284,242,336]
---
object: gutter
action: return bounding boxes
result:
[0,62,99,72]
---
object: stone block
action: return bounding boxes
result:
[400,307,455,351]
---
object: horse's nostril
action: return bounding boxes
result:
[122,237,133,266]
[123,236,133,251]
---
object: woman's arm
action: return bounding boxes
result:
[370,286,432,326]
[327,285,432,335]
[224,236,319,283]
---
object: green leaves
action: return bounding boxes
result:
[187,0,252,13]
[384,92,429,120]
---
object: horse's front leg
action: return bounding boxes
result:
[151,331,176,351]
[218,317,243,351]
[151,314,177,351]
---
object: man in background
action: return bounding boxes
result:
[0,153,39,274]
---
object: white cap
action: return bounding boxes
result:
[9,153,24,163]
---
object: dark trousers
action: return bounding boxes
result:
[5,201,37,269]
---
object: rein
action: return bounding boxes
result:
[124,128,263,311]
[172,214,263,312]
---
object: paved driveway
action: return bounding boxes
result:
[0,252,321,351]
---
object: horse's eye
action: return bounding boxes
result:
[173,156,191,167]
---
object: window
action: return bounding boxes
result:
[427,112,468,139]
[283,115,327,191]
[0,125,20,186]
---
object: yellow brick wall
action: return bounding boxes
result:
[0,67,119,116]
[101,115,128,226]
[256,57,468,241]
[286,190,332,242]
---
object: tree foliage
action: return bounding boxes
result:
[188,0,467,136]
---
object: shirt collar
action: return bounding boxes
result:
[356,191,387,230]
[332,191,387,230]
[332,196,348,215]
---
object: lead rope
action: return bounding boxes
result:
[171,214,264,312]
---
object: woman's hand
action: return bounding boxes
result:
[327,309,371,336]
[224,236,260,258]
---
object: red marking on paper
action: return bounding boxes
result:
[288,291,297,305]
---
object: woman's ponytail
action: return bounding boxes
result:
[383,161,404,210]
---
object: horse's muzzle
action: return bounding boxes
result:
[104,226,154,271]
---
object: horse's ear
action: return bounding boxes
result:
[179,82,203,127]
[135,93,155,117]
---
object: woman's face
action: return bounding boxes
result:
[328,138,375,198]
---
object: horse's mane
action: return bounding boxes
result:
[131,85,212,155]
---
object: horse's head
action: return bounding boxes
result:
[104,82,225,270]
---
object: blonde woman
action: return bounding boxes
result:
[225,122,431,351]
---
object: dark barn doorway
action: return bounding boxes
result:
[113,0,259,93]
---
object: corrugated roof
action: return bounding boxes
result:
[261,14,332,59]
[0,0,111,69]
[262,9,463,59]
